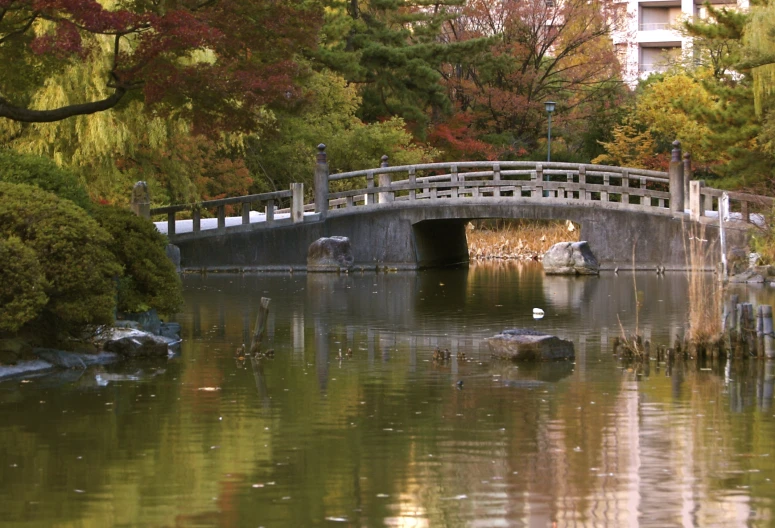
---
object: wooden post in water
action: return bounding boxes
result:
[314,144,329,219]
[762,305,775,359]
[249,297,271,356]
[739,303,755,357]
[669,141,685,213]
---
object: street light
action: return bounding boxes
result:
[545,101,556,162]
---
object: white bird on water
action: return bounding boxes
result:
[533,308,545,320]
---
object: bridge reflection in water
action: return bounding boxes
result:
[175,264,775,526]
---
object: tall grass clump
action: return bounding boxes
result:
[685,223,724,348]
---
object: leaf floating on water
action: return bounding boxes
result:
[252,484,264,488]
[325,517,349,523]
[197,387,221,391]
[376,493,390,498]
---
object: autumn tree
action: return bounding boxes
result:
[440,0,627,158]
[0,0,320,133]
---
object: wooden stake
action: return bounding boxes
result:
[249,297,271,356]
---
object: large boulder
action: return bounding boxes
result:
[307,236,354,272]
[542,241,599,275]
[487,329,575,361]
[100,328,170,358]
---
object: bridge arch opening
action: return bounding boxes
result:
[412,218,581,269]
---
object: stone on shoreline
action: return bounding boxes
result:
[487,329,575,361]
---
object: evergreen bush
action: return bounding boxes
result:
[0,236,48,333]
[0,149,92,210]
[91,205,183,314]
[0,183,120,334]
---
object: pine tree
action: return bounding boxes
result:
[315,0,488,130]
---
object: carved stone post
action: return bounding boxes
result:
[378,155,393,203]
[314,143,329,219]
[683,151,692,210]
[669,141,685,213]
[130,181,150,219]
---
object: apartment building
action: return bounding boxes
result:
[613,0,748,85]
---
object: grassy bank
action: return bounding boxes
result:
[466,219,580,261]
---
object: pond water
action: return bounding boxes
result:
[2,262,775,527]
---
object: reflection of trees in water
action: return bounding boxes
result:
[5,273,773,525]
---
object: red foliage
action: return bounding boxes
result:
[429,114,497,160]
[3,0,321,132]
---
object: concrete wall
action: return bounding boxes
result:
[174,198,748,271]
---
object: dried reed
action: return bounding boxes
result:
[466,219,580,260]
[685,223,723,345]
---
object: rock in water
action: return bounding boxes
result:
[487,329,575,361]
[101,329,170,358]
[542,241,599,275]
[307,236,354,272]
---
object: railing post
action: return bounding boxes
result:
[409,167,417,200]
[669,140,685,213]
[533,164,543,198]
[217,205,226,230]
[193,206,201,233]
[242,201,251,225]
[621,170,629,204]
[378,155,393,203]
[265,200,274,225]
[291,183,304,224]
[450,164,459,199]
[314,143,329,219]
[683,152,692,210]
[578,166,586,200]
[493,163,501,198]
[130,181,151,219]
[167,211,176,237]
[366,171,376,204]
[689,180,706,220]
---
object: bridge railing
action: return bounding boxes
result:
[693,183,774,224]
[139,142,773,240]
[148,186,304,237]
[325,159,673,212]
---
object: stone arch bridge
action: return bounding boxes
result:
[144,145,768,272]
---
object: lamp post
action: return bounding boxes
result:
[545,101,556,162]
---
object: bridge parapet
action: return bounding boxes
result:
[327,159,673,213]
[149,186,305,237]
[145,143,772,245]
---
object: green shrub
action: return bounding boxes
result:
[0,236,48,333]
[0,149,92,210]
[91,205,183,314]
[0,182,120,332]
